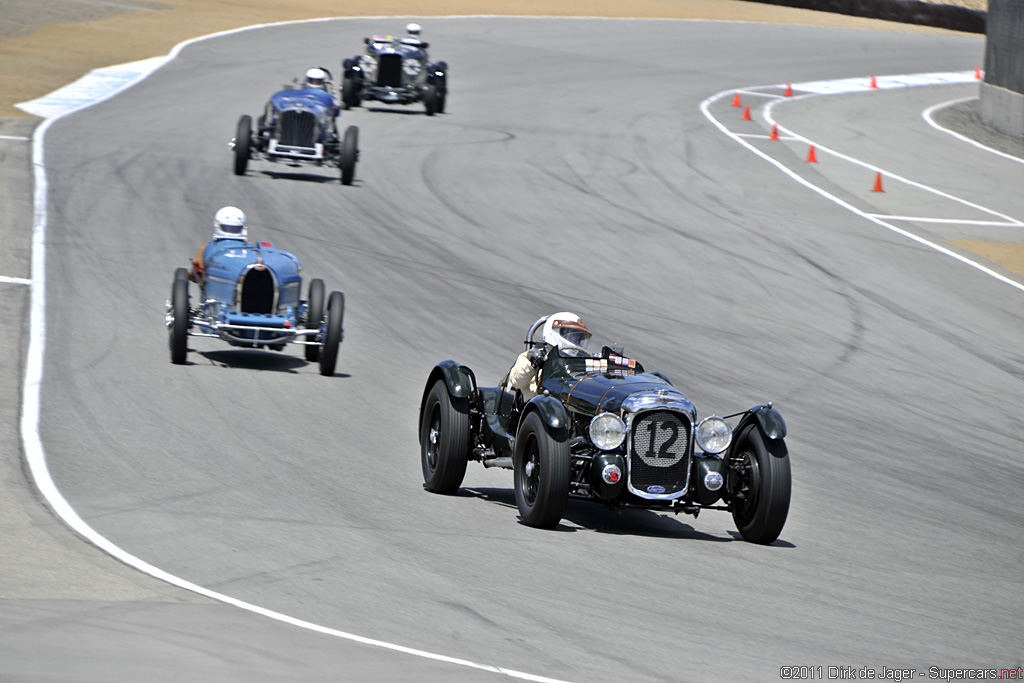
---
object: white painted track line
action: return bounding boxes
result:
[19,16,578,683]
[701,71,1024,294]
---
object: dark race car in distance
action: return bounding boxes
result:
[342,33,447,115]
[418,315,791,543]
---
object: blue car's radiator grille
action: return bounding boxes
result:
[278,111,316,147]
[629,410,692,496]
[239,268,275,314]
[376,54,403,87]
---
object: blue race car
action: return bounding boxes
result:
[231,68,360,185]
[167,237,345,376]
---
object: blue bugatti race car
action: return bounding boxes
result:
[166,231,345,376]
[231,68,360,185]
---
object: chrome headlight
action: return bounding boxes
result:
[403,59,422,77]
[589,413,626,451]
[695,416,732,454]
[360,54,377,71]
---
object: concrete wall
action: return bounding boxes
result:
[980,0,1024,138]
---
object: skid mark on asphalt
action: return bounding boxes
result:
[701,71,1024,294]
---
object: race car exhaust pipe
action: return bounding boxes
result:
[482,457,513,469]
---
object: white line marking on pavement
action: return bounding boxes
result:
[700,76,1024,294]
[1,275,31,285]
[761,95,1023,227]
[866,215,1020,226]
[922,96,1024,166]
[20,16,580,683]
[0,135,31,141]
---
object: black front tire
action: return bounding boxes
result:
[514,412,570,528]
[318,291,344,376]
[727,425,791,544]
[169,268,189,364]
[233,115,251,176]
[340,126,358,186]
[420,380,470,494]
[304,278,325,362]
[437,87,446,114]
[423,84,438,116]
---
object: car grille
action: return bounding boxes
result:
[278,110,316,147]
[376,54,403,87]
[629,410,692,496]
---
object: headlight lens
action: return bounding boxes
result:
[590,413,626,451]
[403,59,422,77]
[695,416,732,454]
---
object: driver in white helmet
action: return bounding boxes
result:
[400,22,426,47]
[190,206,249,284]
[503,312,592,400]
[303,67,329,91]
[299,66,341,117]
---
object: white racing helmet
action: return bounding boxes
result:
[542,312,592,356]
[304,67,328,89]
[213,206,247,240]
[406,23,422,36]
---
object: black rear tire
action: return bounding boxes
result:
[423,84,438,116]
[420,380,470,494]
[304,278,325,362]
[340,126,358,186]
[342,75,360,109]
[727,425,791,544]
[233,115,251,176]
[514,412,570,528]
[169,268,189,364]
[318,291,344,376]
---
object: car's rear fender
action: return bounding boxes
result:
[420,361,477,441]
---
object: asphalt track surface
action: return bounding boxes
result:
[5,16,1023,683]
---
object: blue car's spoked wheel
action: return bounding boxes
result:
[233,115,251,176]
[419,380,469,494]
[513,412,569,528]
[304,278,324,362]
[340,126,358,186]
[318,291,344,376]
[169,268,190,365]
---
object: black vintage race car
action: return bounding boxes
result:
[341,33,448,115]
[418,315,791,544]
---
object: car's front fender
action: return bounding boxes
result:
[734,404,787,441]
[522,394,570,438]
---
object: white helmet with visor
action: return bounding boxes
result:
[213,206,247,240]
[542,312,592,356]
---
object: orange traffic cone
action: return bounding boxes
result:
[784,83,793,97]
[742,105,751,121]
[975,67,982,80]
[870,75,878,89]
[732,92,742,107]
[807,145,818,163]
[770,124,779,140]
[872,172,884,193]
